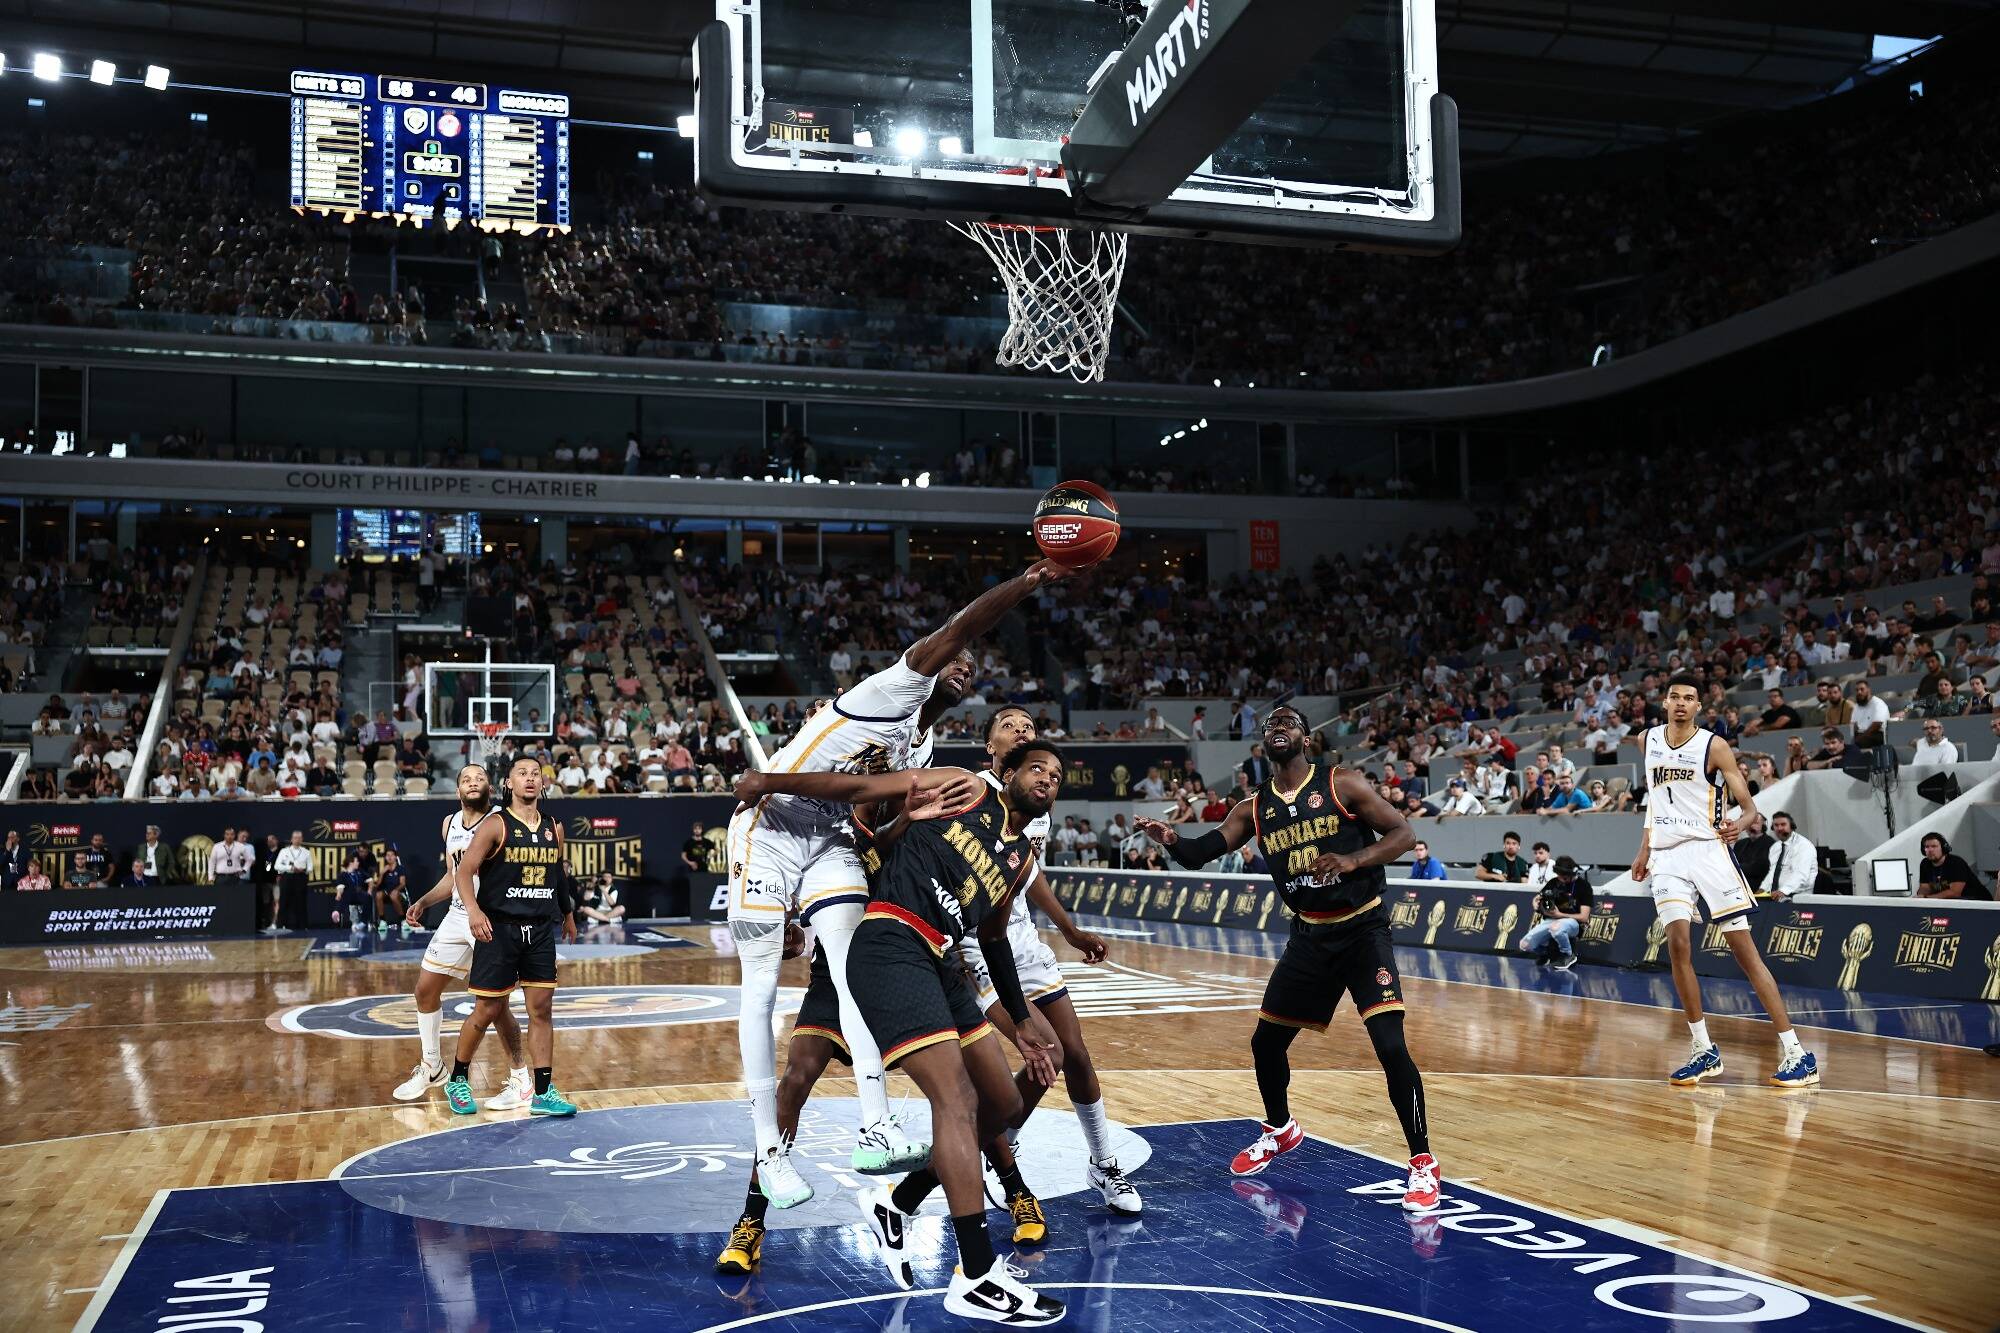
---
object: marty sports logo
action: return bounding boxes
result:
[271,984,802,1040]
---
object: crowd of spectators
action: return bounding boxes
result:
[20,688,153,802]
[0,559,64,690]
[6,65,1993,389]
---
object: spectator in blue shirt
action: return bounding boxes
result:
[1408,840,1449,881]
[1546,774,1595,815]
[333,856,372,929]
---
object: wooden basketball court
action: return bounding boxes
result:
[4,921,1994,1332]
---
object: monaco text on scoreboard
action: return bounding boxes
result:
[288,70,571,231]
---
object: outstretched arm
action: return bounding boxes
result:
[1134,796,1257,870]
[405,870,456,924]
[1028,871,1106,963]
[905,561,1070,677]
[735,765,983,812]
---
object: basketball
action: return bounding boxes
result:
[1032,480,1121,568]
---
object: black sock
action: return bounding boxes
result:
[534,1066,552,1095]
[742,1183,770,1224]
[1251,1019,1298,1127]
[1367,1012,1430,1158]
[996,1164,1031,1202]
[890,1167,940,1216]
[451,1059,470,1082]
[952,1212,996,1279]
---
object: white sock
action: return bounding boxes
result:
[816,904,893,1127]
[1073,1097,1113,1163]
[417,1006,442,1068]
[1776,1029,1803,1059]
[747,1077,782,1156]
[511,1065,531,1085]
[1687,1020,1711,1050]
[735,923,784,1153]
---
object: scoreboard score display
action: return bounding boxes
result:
[289,71,571,230]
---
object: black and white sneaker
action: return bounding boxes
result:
[943,1261,1065,1325]
[1551,953,1577,971]
[856,1186,913,1291]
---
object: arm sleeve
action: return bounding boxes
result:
[980,932,1032,1024]
[1166,827,1229,871]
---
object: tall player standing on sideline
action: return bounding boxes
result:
[446,754,579,1117]
[959,705,1141,1243]
[728,561,1070,1207]
[1136,705,1440,1212]
[1631,675,1820,1087]
[392,762,534,1109]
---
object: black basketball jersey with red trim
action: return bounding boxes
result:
[1251,765,1384,924]
[866,785,1035,951]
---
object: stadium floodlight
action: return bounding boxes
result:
[893,127,926,157]
[852,129,874,148]
[675,113,695,137]
[915,471,931,488]
[1198,418,1208,428]
[939,136,963,156]
[90,59,115,85]
[635,150,655,161]
[32,52,61,81]
[144,64,170,90]
[1212,378,1221,387]
[0,54,8,76]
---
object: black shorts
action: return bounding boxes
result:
[467,914,558,997]
[792,946,851,1066]
[848,913,992,1068]
[1260,907,1405,1032]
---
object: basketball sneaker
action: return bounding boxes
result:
[1007,1190,1048,1246]
[392,1059,447,1102]
[942,1261,1064,1325]
[1403,1153,1442,1214]
[1769,1050,1820,1088]
[756,1142,813,1209]
[529,1086,578,1116]
[855,1186,913,1290]
[1230,1118,1304,1177]
[444,1077,477,1115]
[714,1215,766,1277]
[1088,1158,1143,1215]
[486,1070,534,1111]
[852,1116,929,1175]
[1550,952,1577,971]
[1670,1044,1724,1086]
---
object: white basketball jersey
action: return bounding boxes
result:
[909,727,936,770]
[442,808,492,913]
[762,654,937,829]
[1644,726,1726,849]
[980,768,1048,931]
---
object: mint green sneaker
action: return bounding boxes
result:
[530,1086,577,1117]
[445,1078,478,1115]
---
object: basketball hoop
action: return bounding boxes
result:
[473,722,509,767]
[950,219,1128,384]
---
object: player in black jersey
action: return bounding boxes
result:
[735,743,1068,1326]
[446,754,579,1118]
[1136,705,1441,1213]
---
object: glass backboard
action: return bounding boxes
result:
[423,659,557,739]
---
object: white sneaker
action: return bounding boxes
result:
[1088,1157,1143,1216]
[392,1059,447,1101]
[851,1115,930,1175]
[856,1186,913,1290]
[756,1142,814,1209]
[943,1261,1065,1325]
[485,1070,533,1111]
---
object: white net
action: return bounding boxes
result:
[949,221,1129,383]
[473,724,509,767]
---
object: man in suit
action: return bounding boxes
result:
[1,831,28,891]
[1243,742,1273,788]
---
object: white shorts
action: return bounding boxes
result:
[725,803,870,926]
[421,905,475,979]
[961,923,1070,1014]
[1649,837,1755,931]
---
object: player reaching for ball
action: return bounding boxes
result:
[1135,704,1441,1213]
[1630,675,1819,1088]
[1030,480,1121,568]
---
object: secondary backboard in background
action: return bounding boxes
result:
[424,659,556,739]
[695,0,1459,251]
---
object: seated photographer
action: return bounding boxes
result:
[1518,855,1591,970]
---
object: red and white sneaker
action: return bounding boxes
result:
[1402,1153,1442,1214]
[1229,1119,1304,1177]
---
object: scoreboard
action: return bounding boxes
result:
[289,71,570,230]
[338,508,481,561]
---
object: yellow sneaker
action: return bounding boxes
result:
[714,1215,765,1276]
[1008,1190,1048,1246]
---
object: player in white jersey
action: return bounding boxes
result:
[728,560,1072,1204]
[393,762,532,1108]
[1629,674,1819,1088]
[955,706,1143,1242]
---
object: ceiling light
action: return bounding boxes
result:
[32,53,61,81]
[144,65,169,90]
[90,59,115,85]
[939,136,963,156]
[853,129,874,148]
[675,114,695,137]
[893,128,925,157]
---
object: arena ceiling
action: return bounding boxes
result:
[4,0,1994,166]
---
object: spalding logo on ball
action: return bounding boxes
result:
[1032,480,1120,569]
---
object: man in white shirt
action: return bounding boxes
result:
[585,755,615,788]
[1849,681,1891,744]
[1524,840,1556,888]
[1436,778,1483,817]
[1759,813,1817,902]
[150,772,180,798]
[828,648,852,677]
[1133,767,1167,801]
[556,759,587,793]
[103,740,134,773]
[1545,744,1577,779]
[1474,760,1514,812]
[273,831,314,934]
[1910,719,1958,767]
[1076,820,1101,867]
[1052,817,1081,867]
